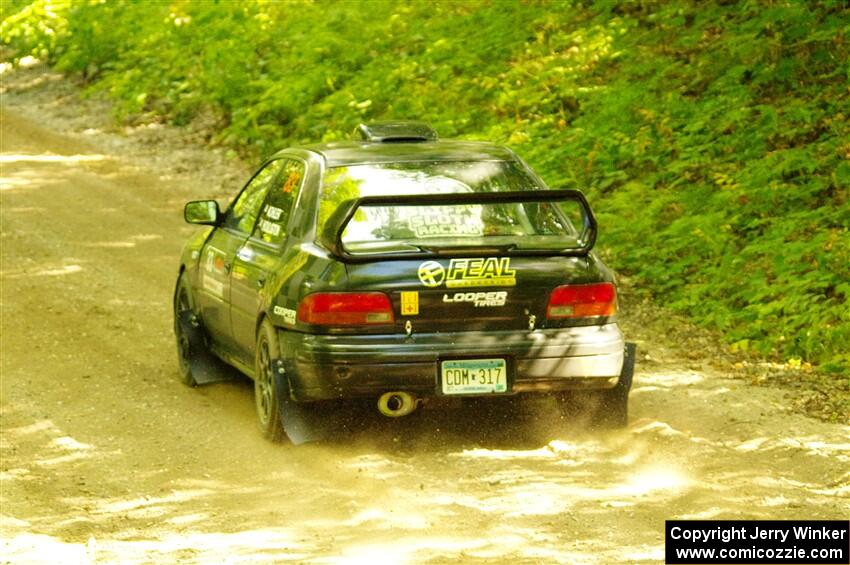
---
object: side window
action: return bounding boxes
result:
[252,159,305,246]
[224,160,287,234]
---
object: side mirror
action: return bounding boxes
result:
[184,200,221,225]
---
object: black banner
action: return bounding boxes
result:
[666,520,849,564]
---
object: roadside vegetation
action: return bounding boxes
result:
[3,0,848,382]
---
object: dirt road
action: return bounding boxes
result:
[1,67,848,564]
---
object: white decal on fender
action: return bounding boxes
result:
[259,218,281,236]
[265,205,283,220]
[273,305,297,325]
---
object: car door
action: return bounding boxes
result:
[230,158,306,356]
[196,159,287,353]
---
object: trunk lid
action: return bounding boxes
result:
[345,256,603,333]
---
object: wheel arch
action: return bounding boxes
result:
[174,265,200,315]
[255,312,290,356]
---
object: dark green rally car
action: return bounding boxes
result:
[174,122,635,443]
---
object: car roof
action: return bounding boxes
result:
[281,140,518,167]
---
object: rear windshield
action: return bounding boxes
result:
[319,161,586,254]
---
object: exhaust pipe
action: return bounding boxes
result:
[377,391,418,418]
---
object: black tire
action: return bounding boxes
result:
[558,343,636,429]
[174,273,199,387]
[254,319,287,442]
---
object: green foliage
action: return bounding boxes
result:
[3,0,848,372]
[0,0,69,62]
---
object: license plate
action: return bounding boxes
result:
[440,358,507,395]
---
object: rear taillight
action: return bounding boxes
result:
[297,292,395,326]
[547,283,617,319]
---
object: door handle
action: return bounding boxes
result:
[257,278,265,288]
[224,262,231,273]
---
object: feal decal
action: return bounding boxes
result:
[418,258,516,288]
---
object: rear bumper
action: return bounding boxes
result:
[278,324,625,402]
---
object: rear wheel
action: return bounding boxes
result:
[254,320,286,442]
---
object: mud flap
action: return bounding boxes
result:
[272,361,338,445]
[177,311,233,386]
[596,341,637,428]
[621,342,637,389]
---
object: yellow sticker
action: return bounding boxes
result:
[400,291,419,316]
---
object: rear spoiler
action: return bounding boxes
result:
[320,189,598,263]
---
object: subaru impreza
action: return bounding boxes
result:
[174,121,635,443]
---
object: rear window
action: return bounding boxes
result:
[319,161,587,255]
